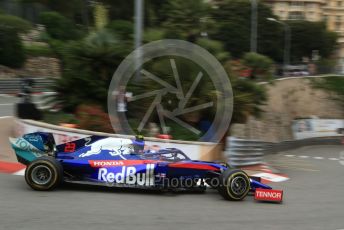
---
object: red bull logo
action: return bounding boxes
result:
[98,164,155,186]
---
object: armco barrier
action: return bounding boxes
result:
[0,78,54,94]
[225,137,272,167]
[225,136,343,167]
[265,136,343,154]
[13,118,223,161]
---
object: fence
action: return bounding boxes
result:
[225,136,343,167]
[225,137,270,167]
[0,78,54,94]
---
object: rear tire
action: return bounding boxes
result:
[25,156,63,191]
[218,169,250,201]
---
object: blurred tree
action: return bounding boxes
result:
[39,11,84,40]
[51,29,130,111]
[24,0,86,22]
[196,38,230,62]
[160,0,211,41]
[210,0,283,61]
[0,25,25,68]
[100,0,134,21]
[107,20,133,40]
[143,28,165,42]
[0,13,32,33]
[242,52,274,80]
[288,21,338,63]
[93,2,109,30]
[231,78,267,123]
[312,76,344,108]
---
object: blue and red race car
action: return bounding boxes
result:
[10,132,283,202]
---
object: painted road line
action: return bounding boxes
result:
[0,104,13,106]
[0,116,12,119]
[0,94,15,98]
[252,172,289,183]
[328,158,339,161]
[299,155,310,159]
[272,157,319,172]
[313,156,324,160]
[284,155,340,162]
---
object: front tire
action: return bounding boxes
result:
[25,156,63,191]
[218,169,250,201]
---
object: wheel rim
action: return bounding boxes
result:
[230,176,248,196]
[31,165,52,185]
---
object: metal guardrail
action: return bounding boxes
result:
[225,136,343,167]
[0,78,54,94]
[225,137,270,167]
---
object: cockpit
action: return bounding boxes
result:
[139,148,190,162]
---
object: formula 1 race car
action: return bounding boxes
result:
[10,132,283,202]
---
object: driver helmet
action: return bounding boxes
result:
[133,135,145,154]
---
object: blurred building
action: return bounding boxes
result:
[264,0,344,73]
[264,0,325,21]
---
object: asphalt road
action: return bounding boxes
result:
[0,145,343,230]
[0,95,19,117]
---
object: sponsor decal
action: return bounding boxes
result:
[89,160,159,168]
[254,188,283,202]
[98,164,155,186]
[89,160,125,167]
[10,138,43,157]
[79,138,134,159]
[64,142,76,152]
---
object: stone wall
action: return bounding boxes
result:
[231,77,344,142]
[22,57,61,78]
[0,56,61,78]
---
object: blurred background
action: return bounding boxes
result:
[0,0,342,144]
[0,2,343,229]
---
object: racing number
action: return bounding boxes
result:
[64,142,76,152]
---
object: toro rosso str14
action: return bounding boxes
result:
[10,132,283,202]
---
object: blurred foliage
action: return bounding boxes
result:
[94,2,109,30]
[0,13,32,33]
[160,0,210,41]
[24,44,55,57]
[39,11,84,40]
[231,78,267,123]
[0,25,25,68]
[196,38,230,62]
[51,29,129,112]
[42,110,78,125]
[10,0,328,138]
[288,21,338,63]
[143,28,165,43]
[316,58,337,74]
[24,0,87,22]
[107,20,133,40]
[37,0,270,137]
[210,0,284,61]
[311,76,344,108]
[242,52,274,80]
[76,104,114,133]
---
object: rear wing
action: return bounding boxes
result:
[9,132,55,165]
